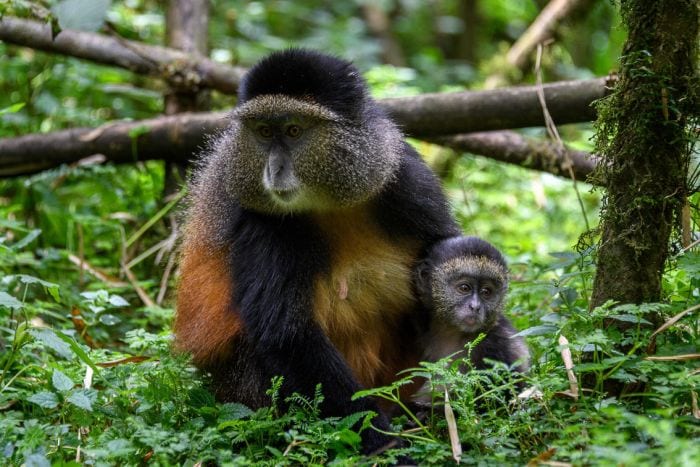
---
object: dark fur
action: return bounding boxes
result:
[177,49,459,454]
[239,49,369,121]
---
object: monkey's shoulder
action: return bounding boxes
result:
[375,144,460,241]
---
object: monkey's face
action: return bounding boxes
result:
[430,257,508,334]
[223,95,403,214]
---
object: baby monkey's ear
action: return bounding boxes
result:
[413,259,433,304]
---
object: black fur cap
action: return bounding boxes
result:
[427,236,507,269]
[238,49,370,121]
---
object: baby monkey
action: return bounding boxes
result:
[413,236,529,403]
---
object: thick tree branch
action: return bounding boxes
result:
[0,112,598,181]
[381,76,613,137]
[0,112,229,176]
[432,131,598,182]
[0,16,245,94]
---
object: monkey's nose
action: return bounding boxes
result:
[266,160,284,180]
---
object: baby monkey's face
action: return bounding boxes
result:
[432,271,506,334]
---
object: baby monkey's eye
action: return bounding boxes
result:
[285,124,303,138]
[456,283,471,294]
[480,287,492,297]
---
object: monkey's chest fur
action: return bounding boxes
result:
[312,207,421,388]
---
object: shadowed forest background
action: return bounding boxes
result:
[0,0,698,465]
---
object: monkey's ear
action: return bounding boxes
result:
[414,260,432,294]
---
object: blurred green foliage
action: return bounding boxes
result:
[0,0,698,465]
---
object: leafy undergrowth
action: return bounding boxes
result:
[1,163,699,466]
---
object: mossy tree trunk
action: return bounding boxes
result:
[590,0,698,311]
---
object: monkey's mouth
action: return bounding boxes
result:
[460,316,482,333]
[270,188,300,203]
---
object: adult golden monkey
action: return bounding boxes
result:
[175,49,459,453]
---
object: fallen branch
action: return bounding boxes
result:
[121,261,156,308]
[67,253,127,287]
[0,111,229,176]
[431,131,598,182]
[0,16,245,94]
[1,121,599,181]
[381,76,612,137]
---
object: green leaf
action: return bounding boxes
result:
[66,390,93,411]
[0,291,23,310]
[52,0,111,32]
[108,294,129,307]
[28,391,59,409]
[558,287,579,305]
[513,325,558,337]
[189,387,216,408]
[334,429,362,447]
[12,229,41,250]
[219,403,254,421]
[677,251,700,275]
[106,439,133,456]
[98,313,121,325]
[29,328,73,359]
[25,452,51,467]
[336,410,371,431]
[81,290,107,302]
[12,275,60,302]
[265,446,284,457]
[52,370,74,392]
[540,313,564,323]
[0,102,26,115]
[544,251,578,270]
[28,327,98,371]
[53,331,99,372]
[609,314,653,325]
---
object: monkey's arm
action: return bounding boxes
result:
[174,241,241,366]
[471,316,530,373]
[376,144,461,243]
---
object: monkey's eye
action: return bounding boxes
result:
[257,125,273,139]
[456,283,471,295]
[285,124,303,139]
[480,287,492,297]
